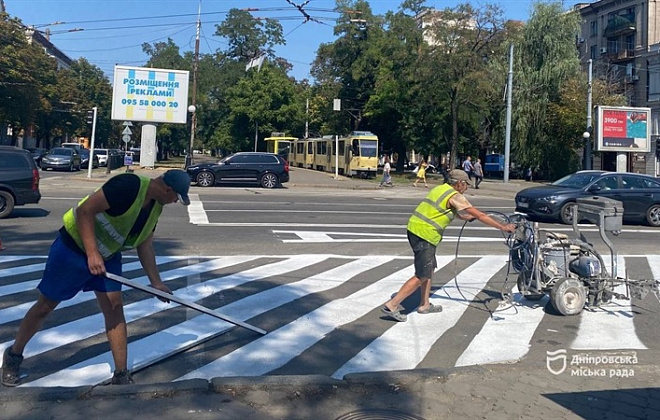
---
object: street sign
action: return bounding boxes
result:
[122,127,132,135]
[124,154,133,166]
[122,134,131,143]
[122,121,133,127]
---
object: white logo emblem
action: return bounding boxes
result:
[546,349,567,375]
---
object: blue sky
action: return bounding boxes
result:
[7,0,581,81]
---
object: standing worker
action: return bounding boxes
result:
[2,170,191,387]
[381,170,515,322]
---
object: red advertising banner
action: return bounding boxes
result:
[596,106,651,152]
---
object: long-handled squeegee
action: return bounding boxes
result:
[106,272,267,335]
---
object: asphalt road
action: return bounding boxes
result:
[0,171,658,388]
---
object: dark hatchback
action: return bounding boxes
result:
[515,170,660,226]
[0,146,41,218]
[186,152,289,189]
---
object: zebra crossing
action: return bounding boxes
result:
[0,253,657,387]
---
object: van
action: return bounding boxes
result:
[0,146,41,218]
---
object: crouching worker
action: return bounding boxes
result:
[381,170,515,322]
[2,169,191,386]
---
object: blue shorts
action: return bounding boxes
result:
[37,235,123,301]
[407,230,437,280]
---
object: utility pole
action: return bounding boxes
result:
[0,0,6,13]
[187,0,201,168]
[584,59,593,170]
[504,44,514,183]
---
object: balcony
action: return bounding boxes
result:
[603,14,636,37]
[607,49,636,62]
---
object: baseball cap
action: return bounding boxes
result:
[163,169,191,206]
[449,169,473,187]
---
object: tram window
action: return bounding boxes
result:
[297,143,304,154]
[361,140,378,157]
[307,142,313,153]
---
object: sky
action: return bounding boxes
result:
[7,0,583,81]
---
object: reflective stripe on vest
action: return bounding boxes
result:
[62,177,163,259]
[406,184,458,246]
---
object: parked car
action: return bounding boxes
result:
[79,149,99,169]
[27,148,48,166]
[41,147,82,171]
[515,170,660,226]
[95,148,109,166]
[0,146,41,218]
[186,152,289,189]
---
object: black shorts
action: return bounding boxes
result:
[407,230,437,280]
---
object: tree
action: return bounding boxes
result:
[215,9,285,62]
[511,2,582,179]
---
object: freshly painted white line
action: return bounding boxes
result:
[25,256,387,386]
[455,293,549,366]
[332,256,509,378]
[0,257,252,325]
[571,255,647,350]
[187,193,209,225]
[176,257,437,380]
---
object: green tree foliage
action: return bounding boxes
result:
[511,1,582,179]
[215,9,285,61]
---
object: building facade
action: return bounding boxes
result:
[575,0,660,174]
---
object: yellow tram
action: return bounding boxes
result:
[264,134,296,159]
[289,131,379,179]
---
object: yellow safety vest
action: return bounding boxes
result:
[407,183,458,246]
[62,177,162,259]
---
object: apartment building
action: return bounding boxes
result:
[575,0,660,173]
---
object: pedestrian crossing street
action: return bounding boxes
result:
[0,253,657,388]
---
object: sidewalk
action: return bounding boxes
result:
[2,362,658,419]
[71,164,540,201]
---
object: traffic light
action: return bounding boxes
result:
[86,110,94,125]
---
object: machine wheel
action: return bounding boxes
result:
[516,271,545,301]
[645,204,660,227]
[0,191,15,219]
[559,202,577,225]
[260,173,279,189]
[195,171,215,187]
[550,277,586,316]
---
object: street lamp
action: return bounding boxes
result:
[187,105,196,168]
[583,130,592,170]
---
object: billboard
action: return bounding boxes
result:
[112,66,190,124]
[596,106,651,152]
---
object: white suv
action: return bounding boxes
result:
[95,148,109,166]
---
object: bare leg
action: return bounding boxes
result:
[384,275,426,312]
[418,278,433,311]
[95,291,127,371]
[11,293,59,354]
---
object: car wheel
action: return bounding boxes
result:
[646,204,660,227]
[559,202,577,225]
[196,171,215,187]
[0,191,15,219]
[260,173,279,188]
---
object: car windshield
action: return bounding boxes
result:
[96,149,107,155]
[551,173,602,189]
[50,148,72,156]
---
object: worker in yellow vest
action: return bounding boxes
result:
[2,170,190,387]
[381,169,515,322]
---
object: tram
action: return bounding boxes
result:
[289,131,379,178]
[264,134,296,159]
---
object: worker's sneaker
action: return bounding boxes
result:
[2,346,23,387]
[111,369,134,385]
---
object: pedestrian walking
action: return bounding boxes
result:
[2,170,191,387]
[379,156,393,187]
[413,159,429,188]
[473,158,484,189]
[380,170,515,322]
[462,156,474,180]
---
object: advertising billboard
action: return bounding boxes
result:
[596,106,651,153]
[112,66,190,124]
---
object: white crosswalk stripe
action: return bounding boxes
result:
[0,254,656,387]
